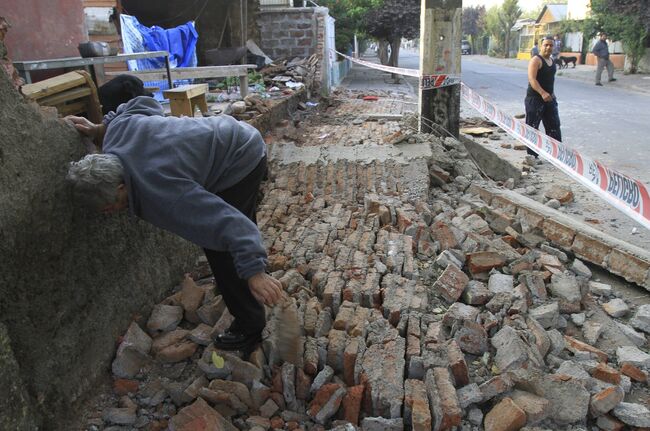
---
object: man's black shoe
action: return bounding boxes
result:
[595,82,603,86]
[609,78,617,82]
[213,331,262,351]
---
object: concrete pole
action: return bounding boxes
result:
[418,0,462,138]
[240,0,249,98]
[354,34,359,58]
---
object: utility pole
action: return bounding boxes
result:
[419,0,462,138]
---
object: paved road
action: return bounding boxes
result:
[398,50,650,185]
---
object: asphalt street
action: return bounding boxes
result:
[398,50,650,185]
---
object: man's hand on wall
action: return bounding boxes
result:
[65,115,105,140]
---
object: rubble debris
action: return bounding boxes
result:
[85,92,650,431]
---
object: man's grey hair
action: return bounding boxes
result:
[66,153,124,210]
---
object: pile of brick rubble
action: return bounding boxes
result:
[88,101,650,431]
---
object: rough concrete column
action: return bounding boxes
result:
[0,65,199,428]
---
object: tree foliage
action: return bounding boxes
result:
[498,0,522,58]
[463,6,486,54]
[363,0,420,67]
[587,0,649,73]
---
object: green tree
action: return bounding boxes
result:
[484,5,504,56]
[363,0,420,67]
[499,0,522,58]
[463,6,487,54]
[587,0,648,73]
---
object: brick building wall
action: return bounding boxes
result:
[258,7,322,60]
[258,7,328,94]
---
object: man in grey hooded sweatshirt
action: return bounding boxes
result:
[66,95,283,352]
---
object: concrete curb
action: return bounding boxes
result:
[468,184,650,291]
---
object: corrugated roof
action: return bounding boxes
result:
[511,18,536,31]
[537,4,568,23]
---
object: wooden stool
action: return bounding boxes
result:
[163,84,209,117]
[20,70,102,124]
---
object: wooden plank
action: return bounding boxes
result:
[105,65,256,81]
[57,101,88,116]
[39,87,92,106]
[163,84,208,99]
[21,72,87,100]
[83,0,117,7]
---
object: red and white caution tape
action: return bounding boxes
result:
[461,83,650,230]
[331,49,650,229]
[333,50,461,89]
[332,49,418,78]
[420,74,461,90]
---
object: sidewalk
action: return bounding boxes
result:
[339,52,416,97]
[469,54,650,95]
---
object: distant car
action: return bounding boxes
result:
[461,40,471,55]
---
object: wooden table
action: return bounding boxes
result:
[13,51,172,88]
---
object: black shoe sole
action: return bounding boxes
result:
[213,334,262,352]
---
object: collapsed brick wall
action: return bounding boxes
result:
[257,7,327,94]
[0,64,199,429]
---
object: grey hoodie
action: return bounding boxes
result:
[103,96,267,280]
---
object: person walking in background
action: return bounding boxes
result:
[551,34,562,63]
[531,40,539,57]
[593,32,616,86]
[525,36,562,157]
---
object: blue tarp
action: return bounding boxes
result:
[135,22,198,69]
[120,14,198,100]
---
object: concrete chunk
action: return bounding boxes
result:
[630,304,650,334]
[616,346,650,368]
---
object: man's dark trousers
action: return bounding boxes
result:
[204,156,267,336]
[525,96,562,156]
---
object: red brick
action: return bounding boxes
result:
[157,341,198,363]
[491,195,518,214]
[484,397,527,431]
[590,386,624,417]
[431,221,459,250]
[407,333,421,359]
[447,340,469,387]
[479,374,515,401]
[597,414,626,431]
[606,249,650,286]
[466,251,506,275]
[591,363,621,384]
[542,218,576,248]
[113,378,139,395]
[433,368,462,430]
[564,335,608,362]
[270,416,285,429]
[621,362,648,382]
[517,207,545,230]
[340,385,364,425]
[170,398,229,431]
[544,186,574,203]
[295,368,311,401]
[404,380,431,431]
[571,233,611,266]
[308,383,341,417]
[343,338,359,386]
[433,264,469,304]
[396,208,414,233]
[468,184,494,204]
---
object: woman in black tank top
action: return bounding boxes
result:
[524,36,562,157]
